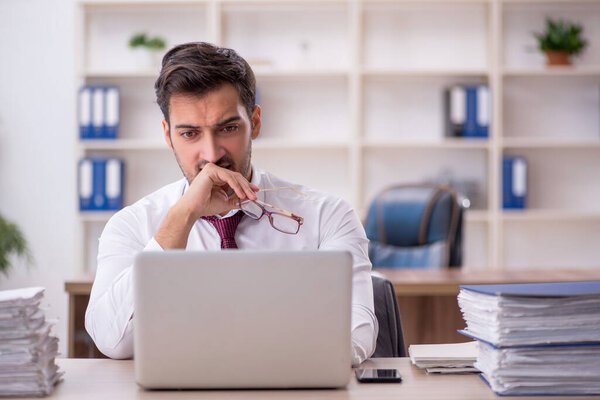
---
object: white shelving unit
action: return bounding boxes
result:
[75,0,600,273]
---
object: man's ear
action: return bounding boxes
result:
[162,119,174,150]
[251,105,261,140]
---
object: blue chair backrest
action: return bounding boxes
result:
[365,184,462,269]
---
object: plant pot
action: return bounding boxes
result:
[132,48,163,72]
[545,51,571,66]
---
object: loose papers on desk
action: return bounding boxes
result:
[408,341,479,374]
[457,281,600,396]
[0,287,62,397]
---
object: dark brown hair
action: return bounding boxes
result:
[155,42,256,125]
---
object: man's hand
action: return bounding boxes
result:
[155,164,259,249]
[180,163,259,220]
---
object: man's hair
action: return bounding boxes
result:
[155,42,256,125]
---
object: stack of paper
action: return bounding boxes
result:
[0,287,62,397]
[457,281,600,396]
[408,341,479,373]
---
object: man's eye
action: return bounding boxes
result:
[221,125,239,134]
[181,131,196,139]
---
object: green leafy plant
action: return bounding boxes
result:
[0,214,31,276]
[129,33,166,51]
[533,18,588,56]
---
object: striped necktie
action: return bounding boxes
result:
[201,211,244,249]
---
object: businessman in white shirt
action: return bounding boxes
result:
[85,42,378,365]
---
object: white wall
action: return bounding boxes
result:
[0,0,76,357]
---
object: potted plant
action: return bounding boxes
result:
[0,214,31,276]
[129,33,167,70]
[533,18,588,66]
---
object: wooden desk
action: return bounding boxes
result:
[65,269,600,358]
[374,268,600,348]
[35,358,594,399]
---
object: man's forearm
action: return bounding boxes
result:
[155,203,197,249]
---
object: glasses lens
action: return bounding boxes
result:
[270,213,300,234]
[240,201,263,219]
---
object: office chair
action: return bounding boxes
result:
[365,184,464,269]
[371,273,406,358]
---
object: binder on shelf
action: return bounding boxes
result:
[78,87,92,139]
[104,87,120,139]
[443,84,489,138]
[463,86,478,137]
[444,86,465,137]
[502,156,527,209]
[92,87,104,139]
[78,158,124,211]
[476,85,489,138]
[78,85,120,140]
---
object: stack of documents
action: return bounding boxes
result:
[408,341,479,373]
[0,287,62,397]
[457,281,600,395]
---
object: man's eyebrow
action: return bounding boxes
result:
[215,116,241,127]
[174,116,241,130]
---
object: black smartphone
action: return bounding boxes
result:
[355,368,402,383]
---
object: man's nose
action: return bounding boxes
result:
[201,133,224,163]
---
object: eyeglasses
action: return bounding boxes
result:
[238,187,306,234]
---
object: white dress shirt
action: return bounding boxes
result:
[85,166,378,365]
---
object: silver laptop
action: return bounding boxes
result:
[133,250,352,389]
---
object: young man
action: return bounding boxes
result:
[85,42,377,365]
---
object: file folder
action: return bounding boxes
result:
[78,87,93,139]
[502,156,527,209]
[463,86,478,137]
[79,157,124,211]
[92,87,105,139]
[476,86,489,138]
[104,87,120,139]
[105,158,123,210]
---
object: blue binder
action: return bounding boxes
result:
[103,87,120,139]
[463,86,478,137]
[502,156,527,209]
[78,85,120,140]
[78,87,93,139]
[105,158,124,210]
[461,280,600,298]
[79,158,124,211]
[476,85,489,138]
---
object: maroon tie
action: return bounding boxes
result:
[201,211,244,249]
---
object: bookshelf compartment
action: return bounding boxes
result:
[84,4,208,74]
[502,2,600,69]
[363,76,489,142]
[502,76,600,140]
[362,3,489,70]
[251,147,352,204]
[255,76,350,142]
[362,148,489,211]
[85,77,164,141]
[463,219,489,270]
[85,150,180,208]
[503,220,600,269]
[222,4,350,72]
[503,148,600,212]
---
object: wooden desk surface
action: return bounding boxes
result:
[35,358,593,400]
[375,268,600,295]
[65,268,600,296]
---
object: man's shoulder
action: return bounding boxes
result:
[108,178,186,226]
[256,168,351,211]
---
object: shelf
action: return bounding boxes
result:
[502,66,600,78]
[79,211,116,223]
[253,139,349,150]
[80,139,167,151]
[465,210,490,222]
[253,69,349,79]
[362,68,489,78]
[362,138,490,150]
[502,210,600,222]
[502,138,600,149]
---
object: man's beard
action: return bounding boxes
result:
[173,138,253,186]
